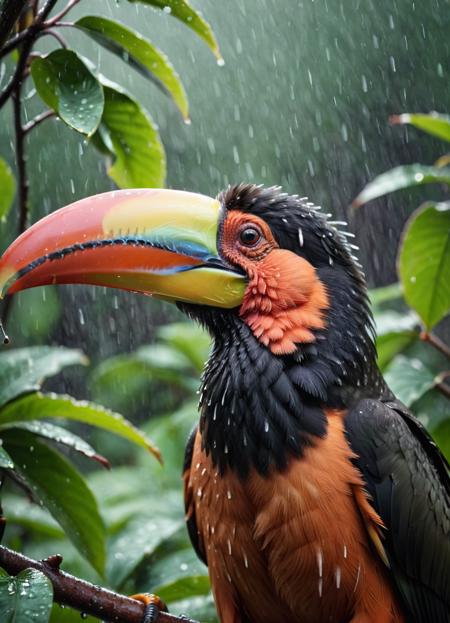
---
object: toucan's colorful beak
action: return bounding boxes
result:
[0,189,246,308]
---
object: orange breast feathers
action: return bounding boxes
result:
[184,412,404,623]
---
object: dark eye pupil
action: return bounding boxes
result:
[240,227,260,245]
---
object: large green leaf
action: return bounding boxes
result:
[2,494,64,538]
[7,289,62,344]
[2,431,105,574]
[390,112,450,143]
[107,516,182,588]
[0,444,13,468]
[76,16,188,119]
[130,0,221,60]
[0,392,161,461]
[376,330,418,371]
[31,50,104,136]
[0,567,53,623]
[384,355,435,407]
[353,165,450,207]
[0,420,109,467]
[144,547,209,603]
[399,202,450,329]
[92,80,165,188]
[157,323,210,372]
[432,419,450,462]
[0,157,15,221]
[0,346,86,407]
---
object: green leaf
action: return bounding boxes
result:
[353,165,450,207]
[145,547,209,603]
[0,421,109,468]
[384,355,435,407]
[376,330,418,371]
[130,0,221,61]
[2,431,105,574]
[31,50,104,136]
[0,444,13,468]
[8,288,62,344]
[76,16,189,119]
[369,283,403,308]
[0,392,161,461]
[432,418,450,462]
[157,323,210,372]
[107,516,182,588]
[2,494,64,538]
[0,157,15,221]
[391,112,450,143]
[0,346,86,407]
[399,202,450,329]
[93,80,165,188]
[0,567,53,623]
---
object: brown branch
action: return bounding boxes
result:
[0,27,30,58]
[23,108,55,133]
[420,331,450,362]
[38,27,67,47]
[0,546,199,623]
[435,380,450,400]
[0,0,29,49]
[43,0,80,26]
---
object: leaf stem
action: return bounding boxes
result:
[0,546,199,623]
[23,108,55,133]
[420,331,450,361]
[39,27,68,47]
[43,0,80,27]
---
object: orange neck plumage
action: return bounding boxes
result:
[239,249,329,355]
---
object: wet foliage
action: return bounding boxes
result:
[0,0,449,621]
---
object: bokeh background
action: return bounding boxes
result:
[0,2,449,621]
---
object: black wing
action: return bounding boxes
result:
[346,398,450,623]
[182,424,207,565]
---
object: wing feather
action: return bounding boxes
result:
[345,398,450,623]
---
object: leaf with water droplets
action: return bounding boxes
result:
[0,157,15,221]
[384,355,435,407]
[0,421,109,468]
[2,431,106,575]
[0,444,13,468]
[353,165,450,207]
[91,79,165,188]
[390,112,450,143]
[0,346,87,408]
[0,392,161,461]
[75,16,189,119]
[31,50,104,136]
[399,202,450,329]
[0,567,53,623]
[129,0,222,61]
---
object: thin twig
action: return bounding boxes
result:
[435,381,450,400]
[0,27,30,59]
[39,27,68,47]
[23,108,55,133]
[12,70,28,234]
[420,331,450,361]
[44,0,80,26]
[0,546,200,623]
[0,35,33,108]
[0,0,30,49]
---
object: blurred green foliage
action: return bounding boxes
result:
[0,1,449,621]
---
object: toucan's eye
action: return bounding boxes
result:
[239,227,261,246]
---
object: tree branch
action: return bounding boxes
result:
[0,0,29,49]
[23,108,55,133]
[420,331,450,362]
[0,546,200,623]
[44,0,80,26]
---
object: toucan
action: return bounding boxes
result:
[0,184,448,623]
